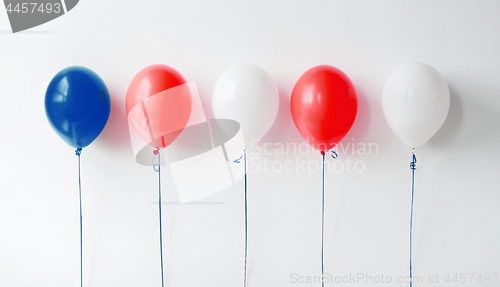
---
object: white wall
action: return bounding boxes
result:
[1,0,500,286]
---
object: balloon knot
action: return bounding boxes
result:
[75,148,82,156]
[153,164,160,172]
[152,149,161,172]
[410,154,417,170]
[330,151,338,159]
[323,150,338,159]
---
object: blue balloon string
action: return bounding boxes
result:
[409,150,417,287]
[156,150,165,287]
[321,152,325,287]
[234,154,243,164]
[319,150,337,286]
[329,151,338,159]
[244,149,248,287]
[233,150,248,287]
[75,148,83,287]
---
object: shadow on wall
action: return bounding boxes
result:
[260,84,303,148]
[342,86,370,146]
[186,74,214,120]
[428,85,463,147]
[95,87,132,152]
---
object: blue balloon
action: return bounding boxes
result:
[45,66,111,149]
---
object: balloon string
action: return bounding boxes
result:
[75,148,83,287]
[319,150,337,287]
[233,149,248,287]
[244,149,248,287]
[409,149,417,287]
[321,151,325,287]
[155,150,165,287]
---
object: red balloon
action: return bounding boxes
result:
[126,64,192,150]
[291,65,358,152]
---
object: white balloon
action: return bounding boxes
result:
[382,63,450,148]
[212,64,279,144]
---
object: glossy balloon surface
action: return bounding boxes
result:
[291,65,357,151]
[126,64,191,149]
[45,66,110,148]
